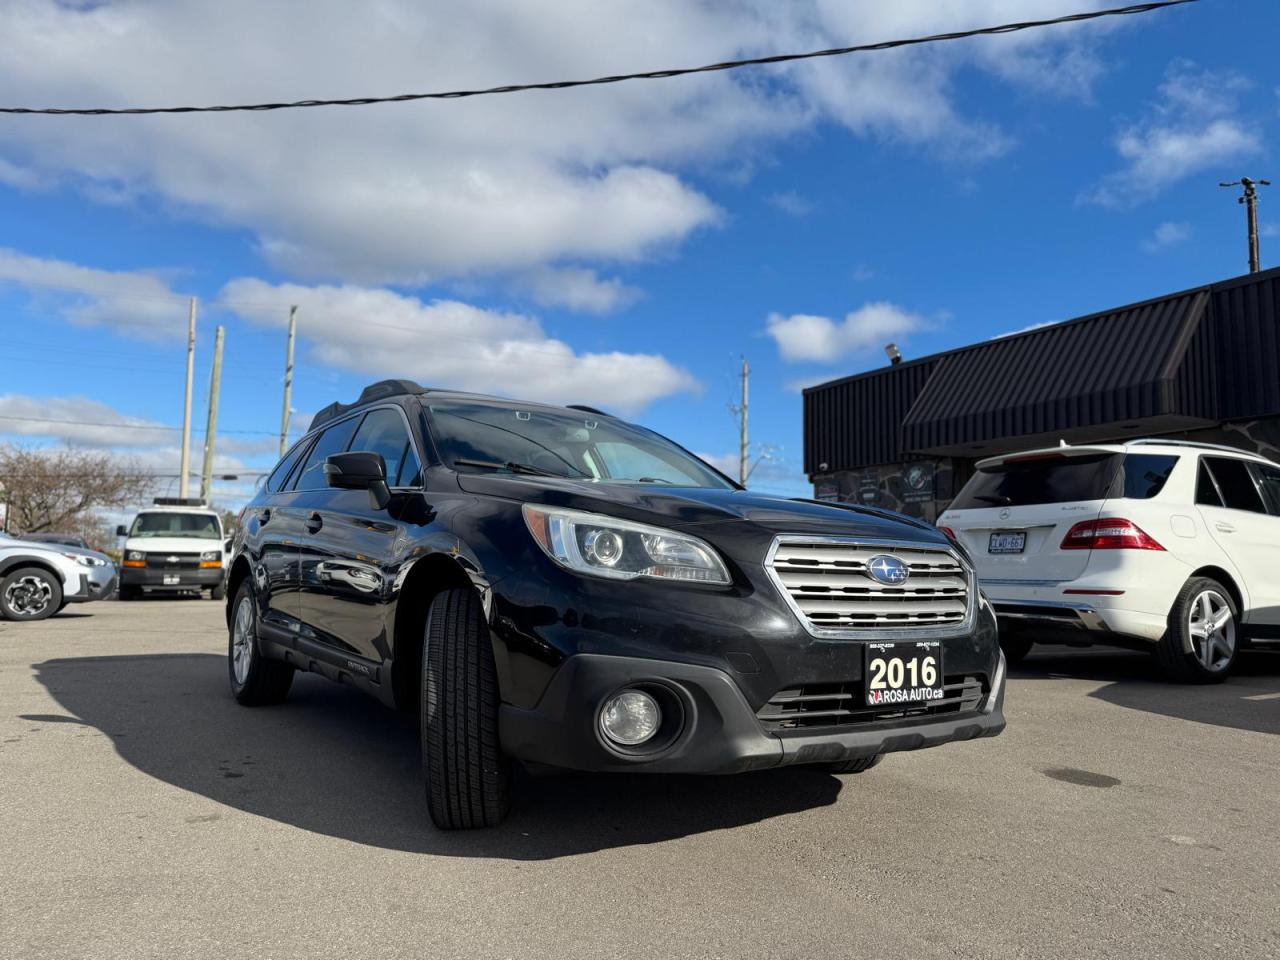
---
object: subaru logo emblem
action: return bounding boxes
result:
[867,555,910,585]
[999,508,1011,520]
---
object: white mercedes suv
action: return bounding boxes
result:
[937,440,1280,683]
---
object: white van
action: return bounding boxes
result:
[117,499,227,601]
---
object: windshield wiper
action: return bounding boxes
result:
[974,494,1013,505]
[452,458,569,479]
[634,476,674,484]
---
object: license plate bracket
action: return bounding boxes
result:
[162,574,180,585]
[988,531,1027,554]
[864,641,944,708]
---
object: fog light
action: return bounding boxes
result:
[599,689,661,746]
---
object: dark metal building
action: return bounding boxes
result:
[803,267,1280,520]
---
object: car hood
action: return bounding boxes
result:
[123,537,221,554]
[454,474,945,554]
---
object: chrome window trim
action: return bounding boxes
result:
[763,534,977,641]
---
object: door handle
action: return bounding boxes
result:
[1215,521,1236,534]
[306,512,324,533]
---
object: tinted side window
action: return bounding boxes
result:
[349,408,414,486]
[1203,457,1266,514]
[1195,461,1224,507]
[1118,454,1178,500]
[265,439,312,494]
[1250,463,1280,516]
[397,445,423,487]
[292,417,361,491]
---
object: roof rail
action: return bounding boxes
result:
[566,404,613,417]
[1125,439,1256,455]
[310,379,428,431]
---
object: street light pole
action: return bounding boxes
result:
[1220,177,1272,274]
[178,297,197,499]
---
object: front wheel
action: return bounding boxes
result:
[1155,577,1239,684]
[228,581,294,705]
[210,582,226,601]
[422,587,512,829]
[826,754,883,775]
[0,567,63,621]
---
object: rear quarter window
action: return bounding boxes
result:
[950,453,1119,509]
[1117,454,1179,500]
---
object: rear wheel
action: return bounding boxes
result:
[826,754,883,775]
[999,629,1034,665]
[228,581,294,705]
[0,567,63,622]
[422,587,512,829]
[1155,577,1238,684]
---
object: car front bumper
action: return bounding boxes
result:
[500,651,1007,774]
[120,567,223,591]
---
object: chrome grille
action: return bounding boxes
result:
[757,675,986,731]
[766,538,972,638]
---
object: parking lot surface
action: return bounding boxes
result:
[1,600,1278,960]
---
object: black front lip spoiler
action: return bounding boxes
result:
[500,653,1006,775]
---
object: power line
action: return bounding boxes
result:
[0,413,291,437]
[0,2,1198,117]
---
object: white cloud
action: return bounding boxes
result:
[520,267,641,314]
[766,302,925,363]
[1143,220,1192,252]
[0,1,1124,286]
[0,248,189,340]
[218,278,698,414]
[0,394,177,448]
[1082,61,1261,208]
[767,191,815,217]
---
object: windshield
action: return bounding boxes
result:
[425,401,734,489]
[129,512,222,539]
[951,453,1120,509]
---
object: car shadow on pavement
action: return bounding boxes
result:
[31,653,841,858]
[1012,647,1280,736]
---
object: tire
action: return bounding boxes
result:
[1155,577,1239,684]
[228,581,294,705]
[118,586,138,601]
[422,587,512,829]
[999,630,1034,665]
[210,582,226,601]
[826,754,883,775]
[0,567,63,622]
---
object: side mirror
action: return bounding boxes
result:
[324,451,391,510]
[116,525,128,538]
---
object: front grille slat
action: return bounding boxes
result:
[767,539,972,637]
[757,675,987,731]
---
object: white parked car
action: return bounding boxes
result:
[0,537,93,621]
[937,440,1280,683]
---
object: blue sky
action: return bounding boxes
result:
[0,0,1275,508]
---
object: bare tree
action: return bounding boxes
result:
[0,445,153,539]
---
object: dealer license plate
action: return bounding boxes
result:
[864,641,944,708]
[988,531,1027,554]
[163,574,180,585]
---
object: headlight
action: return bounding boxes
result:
[200,550,221,562]
[523,505,730,585]
[126,550,145,561]
[64,553,107,567]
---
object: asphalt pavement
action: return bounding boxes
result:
[2,599,1278,959]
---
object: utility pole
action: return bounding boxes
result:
[279,305,297,457]
[1220,177,1272,274]
[199,325,225,503]
[178,297,197,499]
[738,356,749,486]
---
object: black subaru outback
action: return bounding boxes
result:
[227,379,1005,828]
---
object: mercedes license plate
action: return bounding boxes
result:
[864,641,944,708]
[988,531,1027,554]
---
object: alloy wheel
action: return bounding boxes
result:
[1188,589,1235,672]
[4,575,53,617]
[232,596,255,684]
